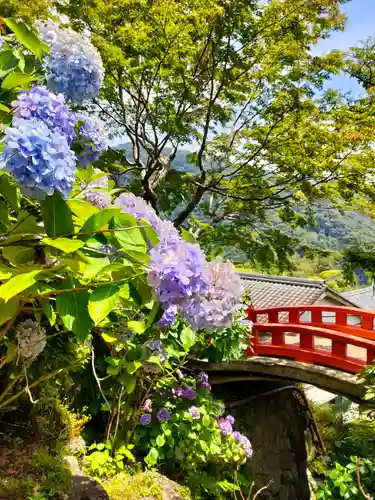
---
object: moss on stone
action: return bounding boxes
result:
[104,471,192,500]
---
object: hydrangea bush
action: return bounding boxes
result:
[0,17,252,496]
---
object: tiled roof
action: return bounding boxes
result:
[238,273,330,309]
[342,285,375,311]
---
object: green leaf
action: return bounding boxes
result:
[118,373,136,394]
[88,284,120,325]
[125,360,142,374]
[1,71,38,90]
[202,415,211,427]
[145,447,159,467]
[42,192,73,237]
[68,199,99,225]
[127,320,146,334]
[0,104,10,113]
[0,50,19,77]
[79,207,121,239]
[181,228,198,244]
[83,256,110,280]
[101,332,117,343]
[156,434,166,447]
[2,246,35,266]
[0,298,19,326]
[40,299,56,326]
[0,269,40,302]
[0,199,10,227]
[0,173,19,210]
[4,19,49,60]
[42,237,85,253]
[180,327,196,351]
[56,290,92,340]
[111,213,147,251]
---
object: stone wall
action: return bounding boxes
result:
[213,381,310,500]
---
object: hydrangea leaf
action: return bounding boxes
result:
[4,18,49,60]
[0,269,40,303]
[42,237,85,253]
[0,297,19,326]
[78,207,121,239]
[0,173,19,210]
[40,298,56,326]
[56,289,92,340]
[88,284,120,325]
[42,192,73,237]
[1,72,38,90]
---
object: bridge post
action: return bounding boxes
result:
[213,380,310,500]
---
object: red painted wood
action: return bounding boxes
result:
[246,305,375,374]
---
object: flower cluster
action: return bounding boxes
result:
[188,406,200,419]
[183,260,242,330]
[2,118,77,198]
[115,193,179,242]
[157,305,178,328]
[148,237,209,309]
[83,170,111,209]
[233,431,253,458]
[174,386,196,400]
[15,319,47,361]
[37,20,104,103]
[139,406,170,426]
[217,414,253,458]
[198,371,212,391]
[75,114,107,167]
[12,86,76,144]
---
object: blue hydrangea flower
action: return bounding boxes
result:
[12,86,76,144]
[148,237,209,309]
[115,193,179,242]
[74,114,107,167]
[182,260,242,330]
[156,409,170,422]
[2,118,76,198]
[83,170,111,209]
[0,37,4,51]
[140,414,152,425]
[37,20,104,103]
[157,305,178,328]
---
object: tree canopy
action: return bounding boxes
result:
[46,0,375,267]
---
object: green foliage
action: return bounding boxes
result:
[58,0,375,268]
[135,375,244,498]
[84,441,135,478]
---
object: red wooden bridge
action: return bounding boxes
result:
[247,305,375,374]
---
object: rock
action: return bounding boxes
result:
[104,471,191,500]
[64,455,83,476]
[69,476,109,500]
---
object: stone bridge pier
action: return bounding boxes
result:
[213,380,311,500]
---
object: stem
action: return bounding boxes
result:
[112,386,125,453]
[0,372,24,404]
[356,457,370,500]
[92,347,111,414]
[0,368,65,411]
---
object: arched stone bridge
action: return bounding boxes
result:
[191,305,375,401]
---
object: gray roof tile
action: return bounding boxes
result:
[342,286,375,311]
[239,273,327,309]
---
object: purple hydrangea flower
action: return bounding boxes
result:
[12,86,76,144]
[233,431,253,458]
[200,381,212,392]
[114,193,179,242]
[1,118,76,198]
[157,305,178,328]
[74,114,107,167]
[183,387,196,400]
[188,406,200,420]
[0,37,4,51]
[198,371,209,384]
[140,414,152,425]
[148,237,209,309]
[226,415,235,425]
[142,399,152,413]
[37,20,104,103]
[83,170,111,209]
[217,417,233,436]
[156,409,170,422]
[174,387,185,397]
[182,260,242,330]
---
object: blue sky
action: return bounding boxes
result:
[316,0,375,94]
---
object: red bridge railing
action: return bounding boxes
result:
[246,305,375,373]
